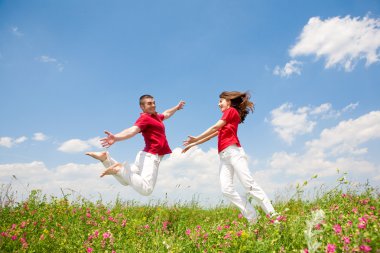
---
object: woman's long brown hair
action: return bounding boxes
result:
[219,91,254,123]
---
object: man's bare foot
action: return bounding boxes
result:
[85,151,108,162]
[100,163,122,177]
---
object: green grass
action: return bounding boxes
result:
[0,174,379,252]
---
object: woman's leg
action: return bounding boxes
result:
[219,158,257,221]
[232,148,275,215]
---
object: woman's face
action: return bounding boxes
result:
[218,98,231,112]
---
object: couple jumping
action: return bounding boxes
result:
[86,92,275,222]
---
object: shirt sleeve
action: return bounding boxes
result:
[158,114,165,121]
[221,108,233,123]
[134,115,148,131]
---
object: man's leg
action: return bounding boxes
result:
[86,151,129,186]
[128,151,161,196]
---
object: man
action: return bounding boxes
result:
[86,94,185,196]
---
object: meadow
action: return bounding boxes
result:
[0,173,379,252]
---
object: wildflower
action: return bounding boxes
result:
[121,219,127,227]
[11,224,16,230]
[11,235,17,241]
[185,229,191,236]
[86,212,91,218]
[162,221,169,230]
[40,234,45,240]
[358,217,367,229]
[238,213,243,219]
[20,237,28,249]
[314,223,322,230]
[103,231,111,239]
[20,221,27,228]
[342,236,350,244]
[144,224,150,229]
[304,249,309,253]
[217,226,222,231]
[87,247,93,253]
[346,220,353,227]
[326,243,336,253]
[224,232,231,240]
[352,207,358,214]
[333,224,342,234]
[359,245,371,252]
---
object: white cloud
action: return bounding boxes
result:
[269,103,316,144]
[11,26,23,36]
[269,111,380,180]
[33,132,47,141]
[269,102,359,144]
[36,55,64,72]
[0,137,13,148]
[273,60,302,77]
[306,111,380,156]
[0,148,224,205]
[290,15,380,71]
[310,103,332,115]
[0,136,27,148]
[58,137,102,153]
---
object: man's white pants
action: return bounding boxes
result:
[102,151,163,196]
[219,145,275,220]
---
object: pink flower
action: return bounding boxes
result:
[346,220,353,227]
[236,230,243,237]
[315,223,322,230]
[333,224,342,234]
[103,232,111,239]
[87,247,93,253]
[144,224,150,229]
[238,213,243,219]
[326,243,336,253]
[162,221,169,230]
[304,248,309,253]
[352,207,358,214]
[224,233,231,240]
[359,245,372,252]
[11,235,17,241]
[86,212,91,218]
[358,217,367,229]
[121,220,127,227]
[185,229,191,236]
[20,221,27,229]
[342,236,350,244]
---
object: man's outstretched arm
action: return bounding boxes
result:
[162,100,185,120]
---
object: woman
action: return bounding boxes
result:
[182,91,276,223]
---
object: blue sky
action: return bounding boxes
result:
[1,0,379,205]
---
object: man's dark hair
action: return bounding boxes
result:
[139,94,154,105]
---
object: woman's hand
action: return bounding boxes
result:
[100,131,116,148]
[183,136,197,146]
[182,143,196,153]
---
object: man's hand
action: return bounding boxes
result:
[100,131,116,148]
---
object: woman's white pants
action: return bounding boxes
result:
[102,151,163,196]
[219,145,275,220]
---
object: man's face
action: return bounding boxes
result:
[140,98,156,114]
